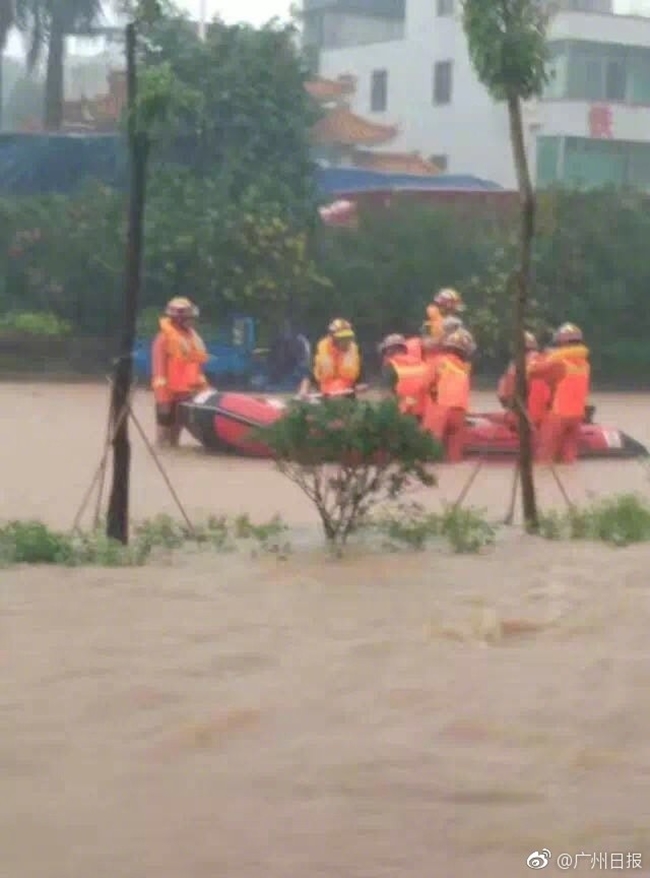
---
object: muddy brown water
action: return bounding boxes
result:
[2,384,650,877]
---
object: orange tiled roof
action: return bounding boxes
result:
[305,76,356,102]
[354,150,441,175]
[311,106,398,147]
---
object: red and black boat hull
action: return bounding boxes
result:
[180,392,649,461]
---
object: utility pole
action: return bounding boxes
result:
[106,21,150,544]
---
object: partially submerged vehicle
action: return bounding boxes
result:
[179,390,648,460]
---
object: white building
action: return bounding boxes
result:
[303,0,650,189]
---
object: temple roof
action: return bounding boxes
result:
[310,106,398,147]
[304,76,356,102]
[353,149,441,175]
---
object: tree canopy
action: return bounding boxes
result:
[461,0,550,100]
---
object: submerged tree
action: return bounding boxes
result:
[259,398,442,549]
[461,0,551,531]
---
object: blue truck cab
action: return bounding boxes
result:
[132,315,267,387]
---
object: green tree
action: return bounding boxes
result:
[0,0,15,128]
[15,0,104,130]
[141,8,319,218]
[462,0,551,531]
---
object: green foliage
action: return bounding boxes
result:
[0,520,75,564]
[463,239,549,362]
[140,9,318,215]
[0,513,291,566]
[368,500,496,554]
[0,311,72,336]
[538,494,650,547]
[258,397,443,546]
[461,0,550,101]
[4,187,650,378]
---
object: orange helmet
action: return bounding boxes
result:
[433,287,465,312]
[165,296,199,318]
[378,333,407,355]
[524,331,538,351]
[443,327,476,357]
[552,322,583,345]
[328,318,355,340]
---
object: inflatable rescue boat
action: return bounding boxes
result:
[179,390,649,460]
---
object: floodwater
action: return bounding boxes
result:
[2,383,650,877]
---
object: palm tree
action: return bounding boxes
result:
[0,0,15,128]
[16,0,103,130]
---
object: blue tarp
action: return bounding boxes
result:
[0,133,503,196]
[0,133,127,196]
[315,165,504,194]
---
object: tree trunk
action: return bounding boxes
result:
[44,17,65,130]
[106,23,149,545]
[506,92,538,532]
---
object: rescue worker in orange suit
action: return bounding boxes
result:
[422,327,476,462]
[377,333,430,418]
[497,331,551,430]
[406,314,464,361]
[299,318,361,397]
[426,287,466,344]
[527,322,591,465]
[151,296,210,447]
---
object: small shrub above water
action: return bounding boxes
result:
[538,493,650,547]
[0,513,292,568]
[368,501,496,555]
[258,398,443,547]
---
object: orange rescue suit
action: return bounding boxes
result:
[151,317,209,403]
[528,344,590,463]
[423,352,471,462]
[404,336,423,360]
[529,345,590,418]
[386,352,430,417]
[313,336,361,394]
[498,352,551,425]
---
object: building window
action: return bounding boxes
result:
[433,61,453,104]
[436,0,454,15]
[564,41,630,102]
[370,69,388,112]
[430,154,448,171]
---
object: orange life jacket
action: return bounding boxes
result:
[387,352,430,416]
[313,336,361,394]
[544,345,590,418]
[404,337,423,360]
[433,352,471,410]
[152,317,209,397]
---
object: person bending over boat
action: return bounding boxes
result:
[422,327,476,463]
[425,287,467,344]
[298,318,361,397]
[527,322,590,465]
[266,319,312,390]
[151,297,210,447]
[378,333,431,418]
[497,331,551,430]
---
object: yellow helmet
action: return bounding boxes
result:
[165,296,199,318]
[328,318,355,339]
[553,322,583,345]
[443,327,476,357]
[433,287,466,312]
